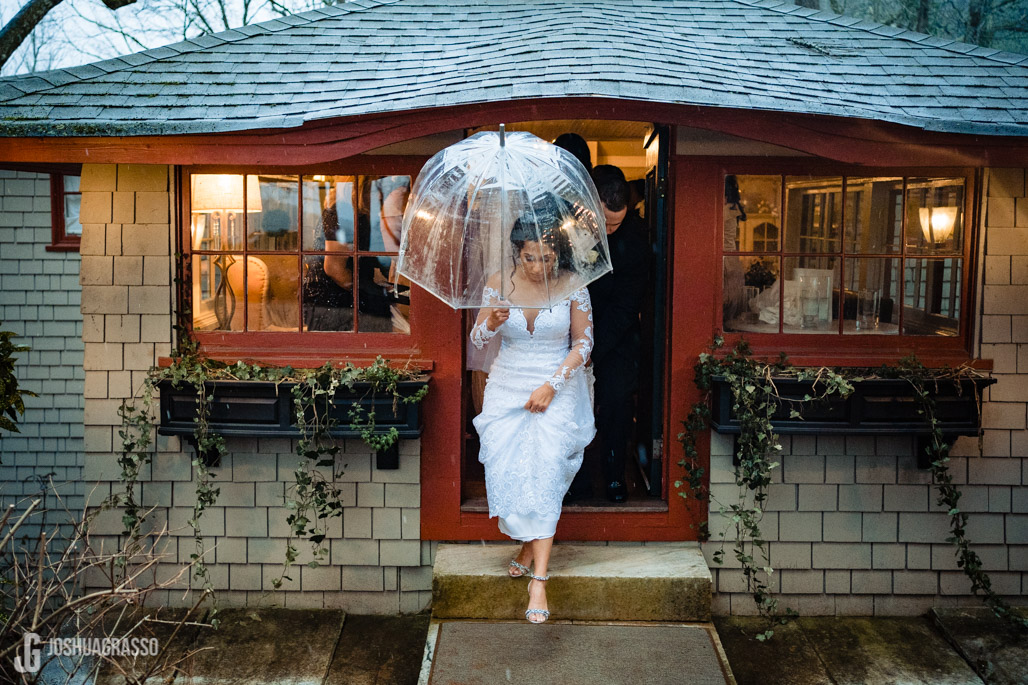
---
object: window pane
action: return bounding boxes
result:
[724,255,779,333]
[249,175,298,251]
[303,175,355,250]
[844,176,902,254]
[303,254,354,332]
[358,175,411,251]
[905,178,964,255]
[728,175,780,252]
[357,256,404,333]
[247,254,299,331]
[903,258,961,336]
[63,193,82,236]
[63,175,80,193]
[783,256,838,333]
[842,258,900,334]
[190,174,245,251]
[785,176,842,254]
[192,253,242,332]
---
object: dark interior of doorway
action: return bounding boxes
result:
[460,119,669,513]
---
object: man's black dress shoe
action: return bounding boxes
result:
[606,480,628,503]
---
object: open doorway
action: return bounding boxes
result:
[460,119,671,513]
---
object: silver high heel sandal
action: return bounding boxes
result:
[525,574,550,623]
[508,559,531,578]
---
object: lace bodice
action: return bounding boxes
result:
[470,285,593,393]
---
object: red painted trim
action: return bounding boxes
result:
[3,99,1028,166]
[47,172,81,252]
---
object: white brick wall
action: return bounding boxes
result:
[75,164,433,615]
[706,167,1028,616]
[0,170,84,544]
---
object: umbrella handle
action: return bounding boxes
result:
[499,123,505,148]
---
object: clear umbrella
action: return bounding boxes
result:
[397,126,611,309]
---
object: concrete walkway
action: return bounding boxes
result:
[55,607,1023,685]
[716,610,1028,685]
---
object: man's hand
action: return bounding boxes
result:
[524,384,555,413]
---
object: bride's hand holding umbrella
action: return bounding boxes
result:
[484,305,510,331]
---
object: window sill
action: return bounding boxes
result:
[45,241,80,252]
[157,353,435,372]
[718,333,989,370]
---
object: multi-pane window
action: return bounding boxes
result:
[722,174,966,336]
[48,173,81,251]
[188,173,411,335]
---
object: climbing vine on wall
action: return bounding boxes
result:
[677,337,1019,639]
[107,333,427,619]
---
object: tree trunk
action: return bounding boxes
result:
[914,0,931,33]
[965,0,990,46]
[1,0,138,71]
[0,0,65,70]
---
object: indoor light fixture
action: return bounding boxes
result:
[918,206,957,244]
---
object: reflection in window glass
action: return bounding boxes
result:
[357,256,408,333]
[250,175,298,251]
[785,177,841,254]
[303,175,355,249]
[190,174,246,251]
[246,254,299,332]
[189,172,411,337]
[729,175,780,252]
[903,258,960,336]
[359,176,411,252]
[192,254,240,332]
[843,258,899,334]
[783,257,838,333]
[63,186,82,236]
[905,178,964,255]
[844,177,902,254]
[303,254,354,332]
[724,256,779,333]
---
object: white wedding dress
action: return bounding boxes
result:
[470,286,597,541]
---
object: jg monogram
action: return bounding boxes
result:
[13,632,42,674]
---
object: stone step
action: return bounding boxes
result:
[431,542,711,622]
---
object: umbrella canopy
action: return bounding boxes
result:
[397,128,611,309]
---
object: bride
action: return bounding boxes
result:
[469,212,596,624]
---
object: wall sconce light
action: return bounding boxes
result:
[919,206,957,244]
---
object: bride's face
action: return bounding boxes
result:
[518,240,557,283]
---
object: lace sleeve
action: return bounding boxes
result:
[547,288,594,394]
[470,286,502,350]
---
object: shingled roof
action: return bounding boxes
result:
[1,0,1026,138]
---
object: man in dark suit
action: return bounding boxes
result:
[583,165,649,502]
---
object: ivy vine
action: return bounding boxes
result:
[107,334,428,616]
[678,337,1021,639]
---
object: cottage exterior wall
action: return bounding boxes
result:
[705,167,1028,616]
[78,164,434,614]
[0,169,84,543]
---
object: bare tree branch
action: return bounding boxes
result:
[0,0,65,70]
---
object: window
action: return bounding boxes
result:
[48,172,81,251]
[186,172,412,338]
[723,173,968,338]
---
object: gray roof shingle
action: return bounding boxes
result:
[0,0,1026,138]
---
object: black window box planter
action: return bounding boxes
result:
[709,375,995,468]
[156,377,428,469]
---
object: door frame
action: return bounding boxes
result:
[421,124,705,542]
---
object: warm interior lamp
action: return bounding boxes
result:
[191,174,262,213]
[919,206,957,244]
